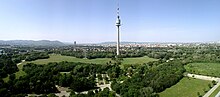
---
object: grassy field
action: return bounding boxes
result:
[185,63,220,77]
[159,77,211,97]
[21,54,157,65]
[22,54,111,65]
[122,56,157,65]
[3,62,26,82]
[210,85,220,97]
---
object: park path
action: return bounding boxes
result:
[97,74,120,97]
[79,74,120,97]
[55,85,70,97]
[204,82,220,97]
[16,60,25,66]
[186,73,219,81]
[186,73,220,97]
[215,90,220,97]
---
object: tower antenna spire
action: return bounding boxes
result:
[116,0,121,56]
[117,0,120,17]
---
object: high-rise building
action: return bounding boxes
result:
[116,1,121,56]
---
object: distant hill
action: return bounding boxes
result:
[0,40,67,47]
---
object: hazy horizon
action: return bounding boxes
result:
[0,0,220,43]
[0,39,219,44]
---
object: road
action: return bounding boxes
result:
[186,73,220,97]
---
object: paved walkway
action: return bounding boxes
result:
[204,82,220,97]
[215,90,220,97]
[186,73,220,97]
[16,60,25,66]
[55,85,70,97]
[77,74,120,97]
[186,73,219,81]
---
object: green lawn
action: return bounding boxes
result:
[185,63,220,77]
[21,54,157,65]
[159,77,211,97]
[3,62,26,82]
[14,70,26,79]
[3,70,26,82]
[122,56,157,65]
[3,75,9,82]
[210,85,220,97]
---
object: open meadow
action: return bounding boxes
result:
[21,54,157,65]
[185,63,220,77]
[159,77,212,97]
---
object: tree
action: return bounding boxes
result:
[197,92,201,97]
[212,80,217,85]
[0,69,7,78]
[48,93,58,97]
[97,74,102,80]
[208,83,212,89]
[87,90,95,96]
[139,87,157,97]
[9,74,16,81]
[70,77,95,92]
[97,87,110,97]
[0,88,8,97]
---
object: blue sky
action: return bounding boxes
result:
[0,0,220,43]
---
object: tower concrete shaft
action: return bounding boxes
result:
[116,4,121,56]
[117,25,120,56]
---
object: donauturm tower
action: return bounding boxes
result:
[116,2,121,56]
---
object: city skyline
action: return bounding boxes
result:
[0,0,220,43]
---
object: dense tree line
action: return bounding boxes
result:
[53,47,147,59]
[111,60,186,97]
[57,50,146,59]
[0,55,18,78]
[0,55,19,96]
[25,52,49,61]
[22,62,98,93]
[0,60,124,96]
[144,47,220,63]
[55,46,219,60]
